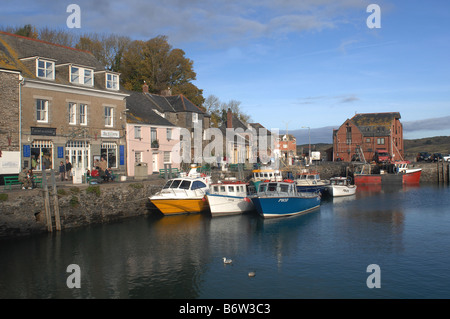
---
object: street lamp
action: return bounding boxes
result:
[302,126,311,165]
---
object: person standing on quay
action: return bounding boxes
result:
[59,161,65,181]
[99,157,107,172]
[65,159,72,181]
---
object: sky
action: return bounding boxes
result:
[2,0,450,143]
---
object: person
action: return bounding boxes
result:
[89,167,102,184]
[65,159,72,181]
[59,161,65,181]
[104,167,111,182]
[108,167,116,182]
[91,167,99,177]
[18,168,30,190]
[99,157,107,171]
[27,169,35,189]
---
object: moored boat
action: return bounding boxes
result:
[327,177,357,197]
[250,180,321,218]
[354,161,421,185]
[206,180,256,216]
[295,170,329,194]
[149,166,211,216]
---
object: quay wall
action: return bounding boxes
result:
[0,179,166,239]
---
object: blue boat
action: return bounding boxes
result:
[250,181,321,218]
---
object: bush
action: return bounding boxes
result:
[69,196,79,208]
[0,193,8,201]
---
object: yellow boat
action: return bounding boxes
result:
[149,166,210,216]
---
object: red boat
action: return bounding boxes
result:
[354,161,421,185]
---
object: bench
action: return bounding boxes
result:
[3,176,21,190]
[159,168,179,178]
[3,175,41,190]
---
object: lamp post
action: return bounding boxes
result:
[302,126,311,165]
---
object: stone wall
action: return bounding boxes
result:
[0,70,20,151]
[0,179,165,239]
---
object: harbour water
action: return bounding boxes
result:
[1,183,450,299]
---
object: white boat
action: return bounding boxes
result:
[327,177,357,197]
[149,165,211,216]
[206,180,255,216]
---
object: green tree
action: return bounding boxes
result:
[119,35,202,103]
[203,95,252,127]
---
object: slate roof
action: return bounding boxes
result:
[0,31,104,70]
[142,92,206,114]
[350,112,401,137]
[126,92,176,127]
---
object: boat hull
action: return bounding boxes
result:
[206,194,254,216]
[328,185,357,197]
[150,198,208,216]
[251,195,320,218]
[355,169,421,186]
[296,184,328,194]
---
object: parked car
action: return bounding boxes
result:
[416,152,431,162]
[431,153,443,162]
[443,154,450,162]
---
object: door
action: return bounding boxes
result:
[152,153,158,172]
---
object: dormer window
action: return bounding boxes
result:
[37,59,54,80]
[106,73,119,90]
[70,66,94,86]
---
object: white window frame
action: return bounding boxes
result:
[166,128,172,140]
[36,59,55,80]
[105,106,114,127]
[36,99,49,123]
[134,151,142,163]
[70,66,94,86]
[164,151,171,163]
[68,102,77,125]
[79,104,87,125]
[106,73,119,90]
[135,126,142,139]
[192,113,198,123]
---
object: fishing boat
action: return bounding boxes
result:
[354,161,421,185]
[149,166,211,216]
[327,177,357,197]
[295,170,329,194]
[250,180,321,218]
[206,180,256,217]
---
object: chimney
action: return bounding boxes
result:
[227,108,233,129]
[142,81,149,93]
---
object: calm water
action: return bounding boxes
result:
[1,183,450,299]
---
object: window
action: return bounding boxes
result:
[84,69,93,86]
[101,143,117,168]
[68,103,77,124]
[228,186,235,192]
[134,151,142,163]
[192,113,198,123]
[36,99,48,123]
[31,140,53,170]
[179,180,191,190]
[70,66,94,85]
[151,128,157,143]
[377,138,385,145]
[105,107,114,127]
[192,181,206,190]
[37,59,54,80]
[164,151,171,163]
[79,104,87,125]
[167,128,172,140]
[106,73,119,90]
[366,138,371,143]
[135,126,141,139]
[170,180,181,188]
[213,186,219,192]
[66,141,90,170]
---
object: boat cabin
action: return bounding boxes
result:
[296,171,322,184]
[257,181,296,196]
[210,181,249,196]
[162,178,208,191]
[329,177,351,186]
[252,169,282,182]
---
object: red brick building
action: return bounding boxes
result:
[333,112,404,162]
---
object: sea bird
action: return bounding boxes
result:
[223,257,232,264]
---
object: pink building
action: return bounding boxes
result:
[126,92,181,176]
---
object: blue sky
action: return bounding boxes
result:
[2,0,450,142]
